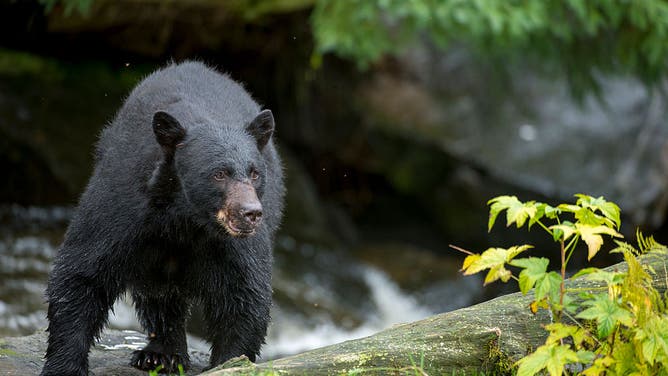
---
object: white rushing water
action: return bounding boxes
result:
[107,266,433,359]
[263,267,433,358]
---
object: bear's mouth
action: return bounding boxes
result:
[216,209,256,237]
[224,220,256,237]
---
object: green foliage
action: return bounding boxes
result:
[459,194,668,375]
[311,0,668,95]
[39,0,94,15]
[38,0,668,95]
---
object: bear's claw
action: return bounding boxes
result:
[130,349,187,373]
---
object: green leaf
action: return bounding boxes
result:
[535,271,562,303]
[575,194,621,229]
[550,222,576,241]
[634,316,668,365]
[576,350,596,364]
[543,204,561,219]
[571,267,601,279]
[576,293,633,338]
[580,269,625,287]
[556,203,581,214]
[528,203,546,230]
[510,257,549,294]
[516,342,579,376]
[545,323,585,345]
[487,196,537,231]
[574,207,609,226]
[562,293,579,314]
[576,224,623,260]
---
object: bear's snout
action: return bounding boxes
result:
[216,182,263,237]
[240,202,263,226]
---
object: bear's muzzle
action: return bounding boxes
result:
[216,182,263,237]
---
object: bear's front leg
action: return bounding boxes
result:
[130,291,191,373]
[41,255,122,376]
[202,274,272,368]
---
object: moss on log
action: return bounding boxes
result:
[207,253,668,375]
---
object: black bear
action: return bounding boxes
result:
[40,61,284,375]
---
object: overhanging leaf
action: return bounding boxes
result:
[576,224,623,260]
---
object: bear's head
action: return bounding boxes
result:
[152,109,274,237]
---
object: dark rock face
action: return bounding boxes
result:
[0,329,209,375]
[358,47,668,228]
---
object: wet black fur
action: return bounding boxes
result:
[40,61,285,376]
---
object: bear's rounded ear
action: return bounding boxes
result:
[246,109,274,150]
[153,111,186,153]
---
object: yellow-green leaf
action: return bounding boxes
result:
[544,323,581,345]
[484,265,512,285]
[461,254,480,271]
[488,195,520,231]
[581,356,613,376]
[506,245,534,261]
[634,316,668,365]
[461,248,505,275]
[576,224,623,260]
[488,196,537,231]
[461,245,533,276]
[516,342,579,376]
[550,222,576,242]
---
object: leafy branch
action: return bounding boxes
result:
[455,194,668,375]
[312,0,668,96]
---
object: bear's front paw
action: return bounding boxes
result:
[130,349,190,373]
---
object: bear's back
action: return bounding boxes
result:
[97,61,261,163]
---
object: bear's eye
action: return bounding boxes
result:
[250,169,260,180]
[213,170,229,181]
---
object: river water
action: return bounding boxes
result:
[0,205,485,360]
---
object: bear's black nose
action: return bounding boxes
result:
[241,204,263,225]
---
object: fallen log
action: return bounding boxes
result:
[207,253,668,375]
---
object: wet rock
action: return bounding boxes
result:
[0,329,208,375]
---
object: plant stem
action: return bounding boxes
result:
[564,235,580,265]
[535,220,552,236]
[448,244,474,255]
[559,238,566,321]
